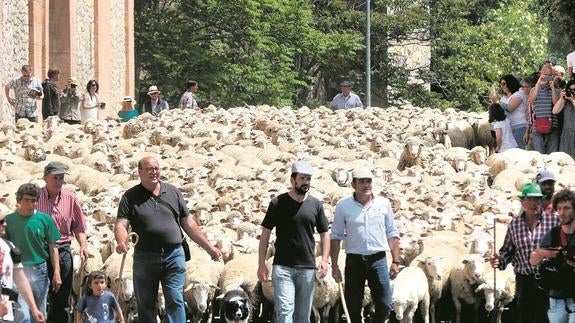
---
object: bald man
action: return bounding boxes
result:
[114,156,222,323]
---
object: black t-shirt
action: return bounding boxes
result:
[540,226,575,298]
[117,182,188,251]
[261,192,329,268]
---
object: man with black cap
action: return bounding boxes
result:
[330,81,363,110]
[330,167,401,323]
[257,160,330,323]
[490,182,560,323]
[536,169,557,214]
[37,161,89,323]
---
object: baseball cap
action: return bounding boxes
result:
[340,81,352,87]
[352,167,374,179]
[535,169,556,183]
[517,182,543,199]
[44,161,69,176]
[291,160,314,176]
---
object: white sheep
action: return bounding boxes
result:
[183,248,224,323]
[449,254,487,323]
[474,266,515,323]
[391,266,430,323]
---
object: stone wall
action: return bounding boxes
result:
[1,0,31,123]
[74,0,96,93]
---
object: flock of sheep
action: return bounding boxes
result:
[1,103,574,323]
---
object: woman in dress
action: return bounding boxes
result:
[81,79,101,121]
[552,80,575,158]
[489,102,518,153]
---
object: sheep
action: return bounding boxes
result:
[449,254,488,323]
[312,257,340,323]
[474,266,515,323]
[102,250,135,315]
[183,249,224,323]
[397,137,424,171]
[391,266,430,323]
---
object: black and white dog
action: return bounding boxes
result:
[219,288,252,323]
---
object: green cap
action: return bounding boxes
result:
[517,182,543,199]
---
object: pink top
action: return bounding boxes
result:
[37,187,86,244]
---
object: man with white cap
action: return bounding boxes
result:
[330,80,363,110]
[330,166,400,323]
[141,85,169,116]
[257,160,330,323]
[536,169,557,214]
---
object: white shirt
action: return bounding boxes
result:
[506,90,527,128]
[330,92,363,110]
[493,119,518,152]
[81,93,99,121]
[567,50,575,69]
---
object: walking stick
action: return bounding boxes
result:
[118,232,139,299]
[78,256,87,298]
[338,282,351,322]
[492,218,498,321]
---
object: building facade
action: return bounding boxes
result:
[0,0,134,122]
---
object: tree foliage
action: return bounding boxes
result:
[134,0,560,111]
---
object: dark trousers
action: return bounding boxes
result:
[62,119,81,125]
[47,244,73,323]
[515,274,549,323]
[344,252,392,323]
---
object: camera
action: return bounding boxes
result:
[566,88,575,97]
[2,287,18,302]
[545,75,554,82]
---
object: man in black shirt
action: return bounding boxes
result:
[114,156,221,323]
[257,160,330,323]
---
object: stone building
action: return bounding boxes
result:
[0,0,134,122]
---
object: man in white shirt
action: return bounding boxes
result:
[330,81,363,110]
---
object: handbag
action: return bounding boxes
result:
[156,197,191,262]
[534,116,552,135]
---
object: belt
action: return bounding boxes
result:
[137,243,181,253]
[348,251,386,262]
[516,273,538,280]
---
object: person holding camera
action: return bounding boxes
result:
[59,78,82,125]
[529,63,562,154]
[4,64,43,122]
[530,188,575,323]
[552,80,575,158]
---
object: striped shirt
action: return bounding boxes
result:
[37,187,86,244]
[532,86,560,128]
[331,195,399,255]
[498,210,559,275]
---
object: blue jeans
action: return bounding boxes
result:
[512,125,527,149]
[271,265,315,323]
[548,298,575,323]
[344,254,392,323]
[531,128,560,154]
[18,262,49,323]
[133,245,186,323]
